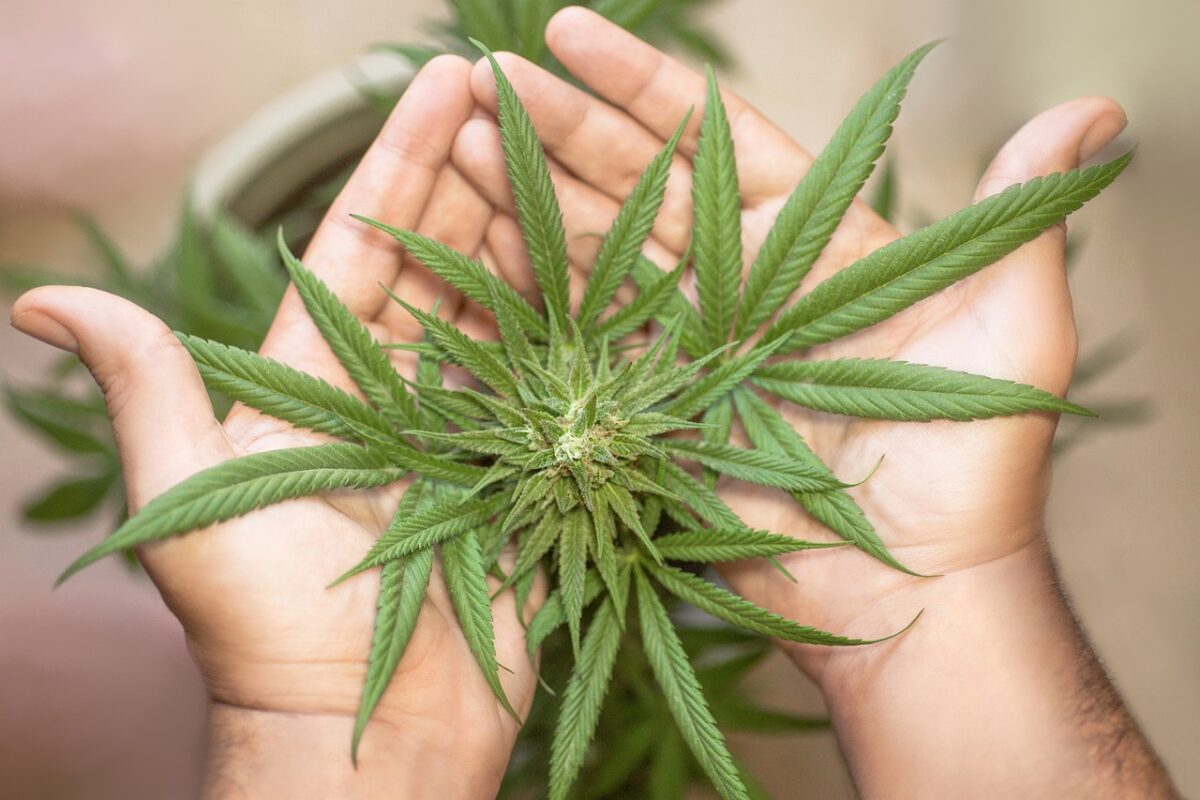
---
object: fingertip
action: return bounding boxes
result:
[545,5,599,50]
[1076,97,1128,161]
[393,51,475,127]
[452,117,504,176]
[414,52,473,84]
[469,51,528,109]
[11,286,132,353]
[974,95,1129,201]
[469,53,498,105]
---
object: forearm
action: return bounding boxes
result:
[203,703,507,799]
[818,538,1176,799]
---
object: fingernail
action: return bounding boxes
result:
[1078,110,1128,161]
[11,309,78,353]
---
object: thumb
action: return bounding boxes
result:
[962,97,1127,395]
[10,286,233,513]
[975,95,1127,202]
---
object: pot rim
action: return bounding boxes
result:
[190,52,413,227]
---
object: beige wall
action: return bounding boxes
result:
[1,1,1196,797]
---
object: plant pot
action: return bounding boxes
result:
[191,52,412,245]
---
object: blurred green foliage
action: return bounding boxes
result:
[2,210,285,527]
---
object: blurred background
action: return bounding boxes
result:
[1,0,1196,797]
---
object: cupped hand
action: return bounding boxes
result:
[11,55,542,794]
[453,7,1127,688]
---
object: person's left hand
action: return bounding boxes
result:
[12,55,542,798]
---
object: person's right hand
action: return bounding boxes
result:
[452,9,1175,798]
[456,4,1124,673]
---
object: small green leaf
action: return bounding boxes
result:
[489,285,539,383]
[634,568,748,800]
[560,508,591,656]
[476,41,571,328]
[692,66,743,351]
[208,212,285,319]
[407,428,526,457]
[452,0,512,50]
[598,252,689,341]
[354,216,547,339]
[695,647,770,693]
[525,571,605,659]
[700,393,733,488]
[600,482,662,564]
[386,288,518,397]
[352,544,434,761]
[732,387,916,575]
[179,334,397,441]
[663,439,843,492]
[579,112,691,333]
[654,528,845,563]
[498,510,560,593]
[658,335,785,419]
[5,385,110,455]
[655,460,746,532]
[60,444,405,583]
[175,201,218,318]
[582,718,657,799]
[442,529,520,721]
[77,213,143,299]
[278,234,418,427]
[713,702,830,734]
[339,493,507,579]
[381,439,492,485]
[870,157,897,223]
[649,562,882,646]
[548,596,625,800]
[621,412,705,438]
[629,255,708,357]
[23,470,117,523]
[648,730,689,800]
[755,357,1092,421]
[623,344,734,414]
[588,496,625,620]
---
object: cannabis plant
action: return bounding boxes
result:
[50,38,1129,797]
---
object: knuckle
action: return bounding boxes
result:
[98,323,184,421]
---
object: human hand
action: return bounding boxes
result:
[11,55,542,798]
[455,3,1124,676]
[454,8,1174,798]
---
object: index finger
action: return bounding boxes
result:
[544,7,812,197]
[260,55,475,374]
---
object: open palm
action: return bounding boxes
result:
[12,55,542,774]
[453,7,1127,685]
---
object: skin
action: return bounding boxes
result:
[9,6,1177,799]
[13,56,541,799]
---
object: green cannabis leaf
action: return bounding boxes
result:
[753,358,1095,421]
[761,152,1132,351]
[734,41,938,340]
[353,483,434,762]
[692,65,743,352]
[53,43,1129,800]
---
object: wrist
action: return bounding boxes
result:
[809,537,1152,797]
[816,535,1062,708]
[204,702,509,799]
